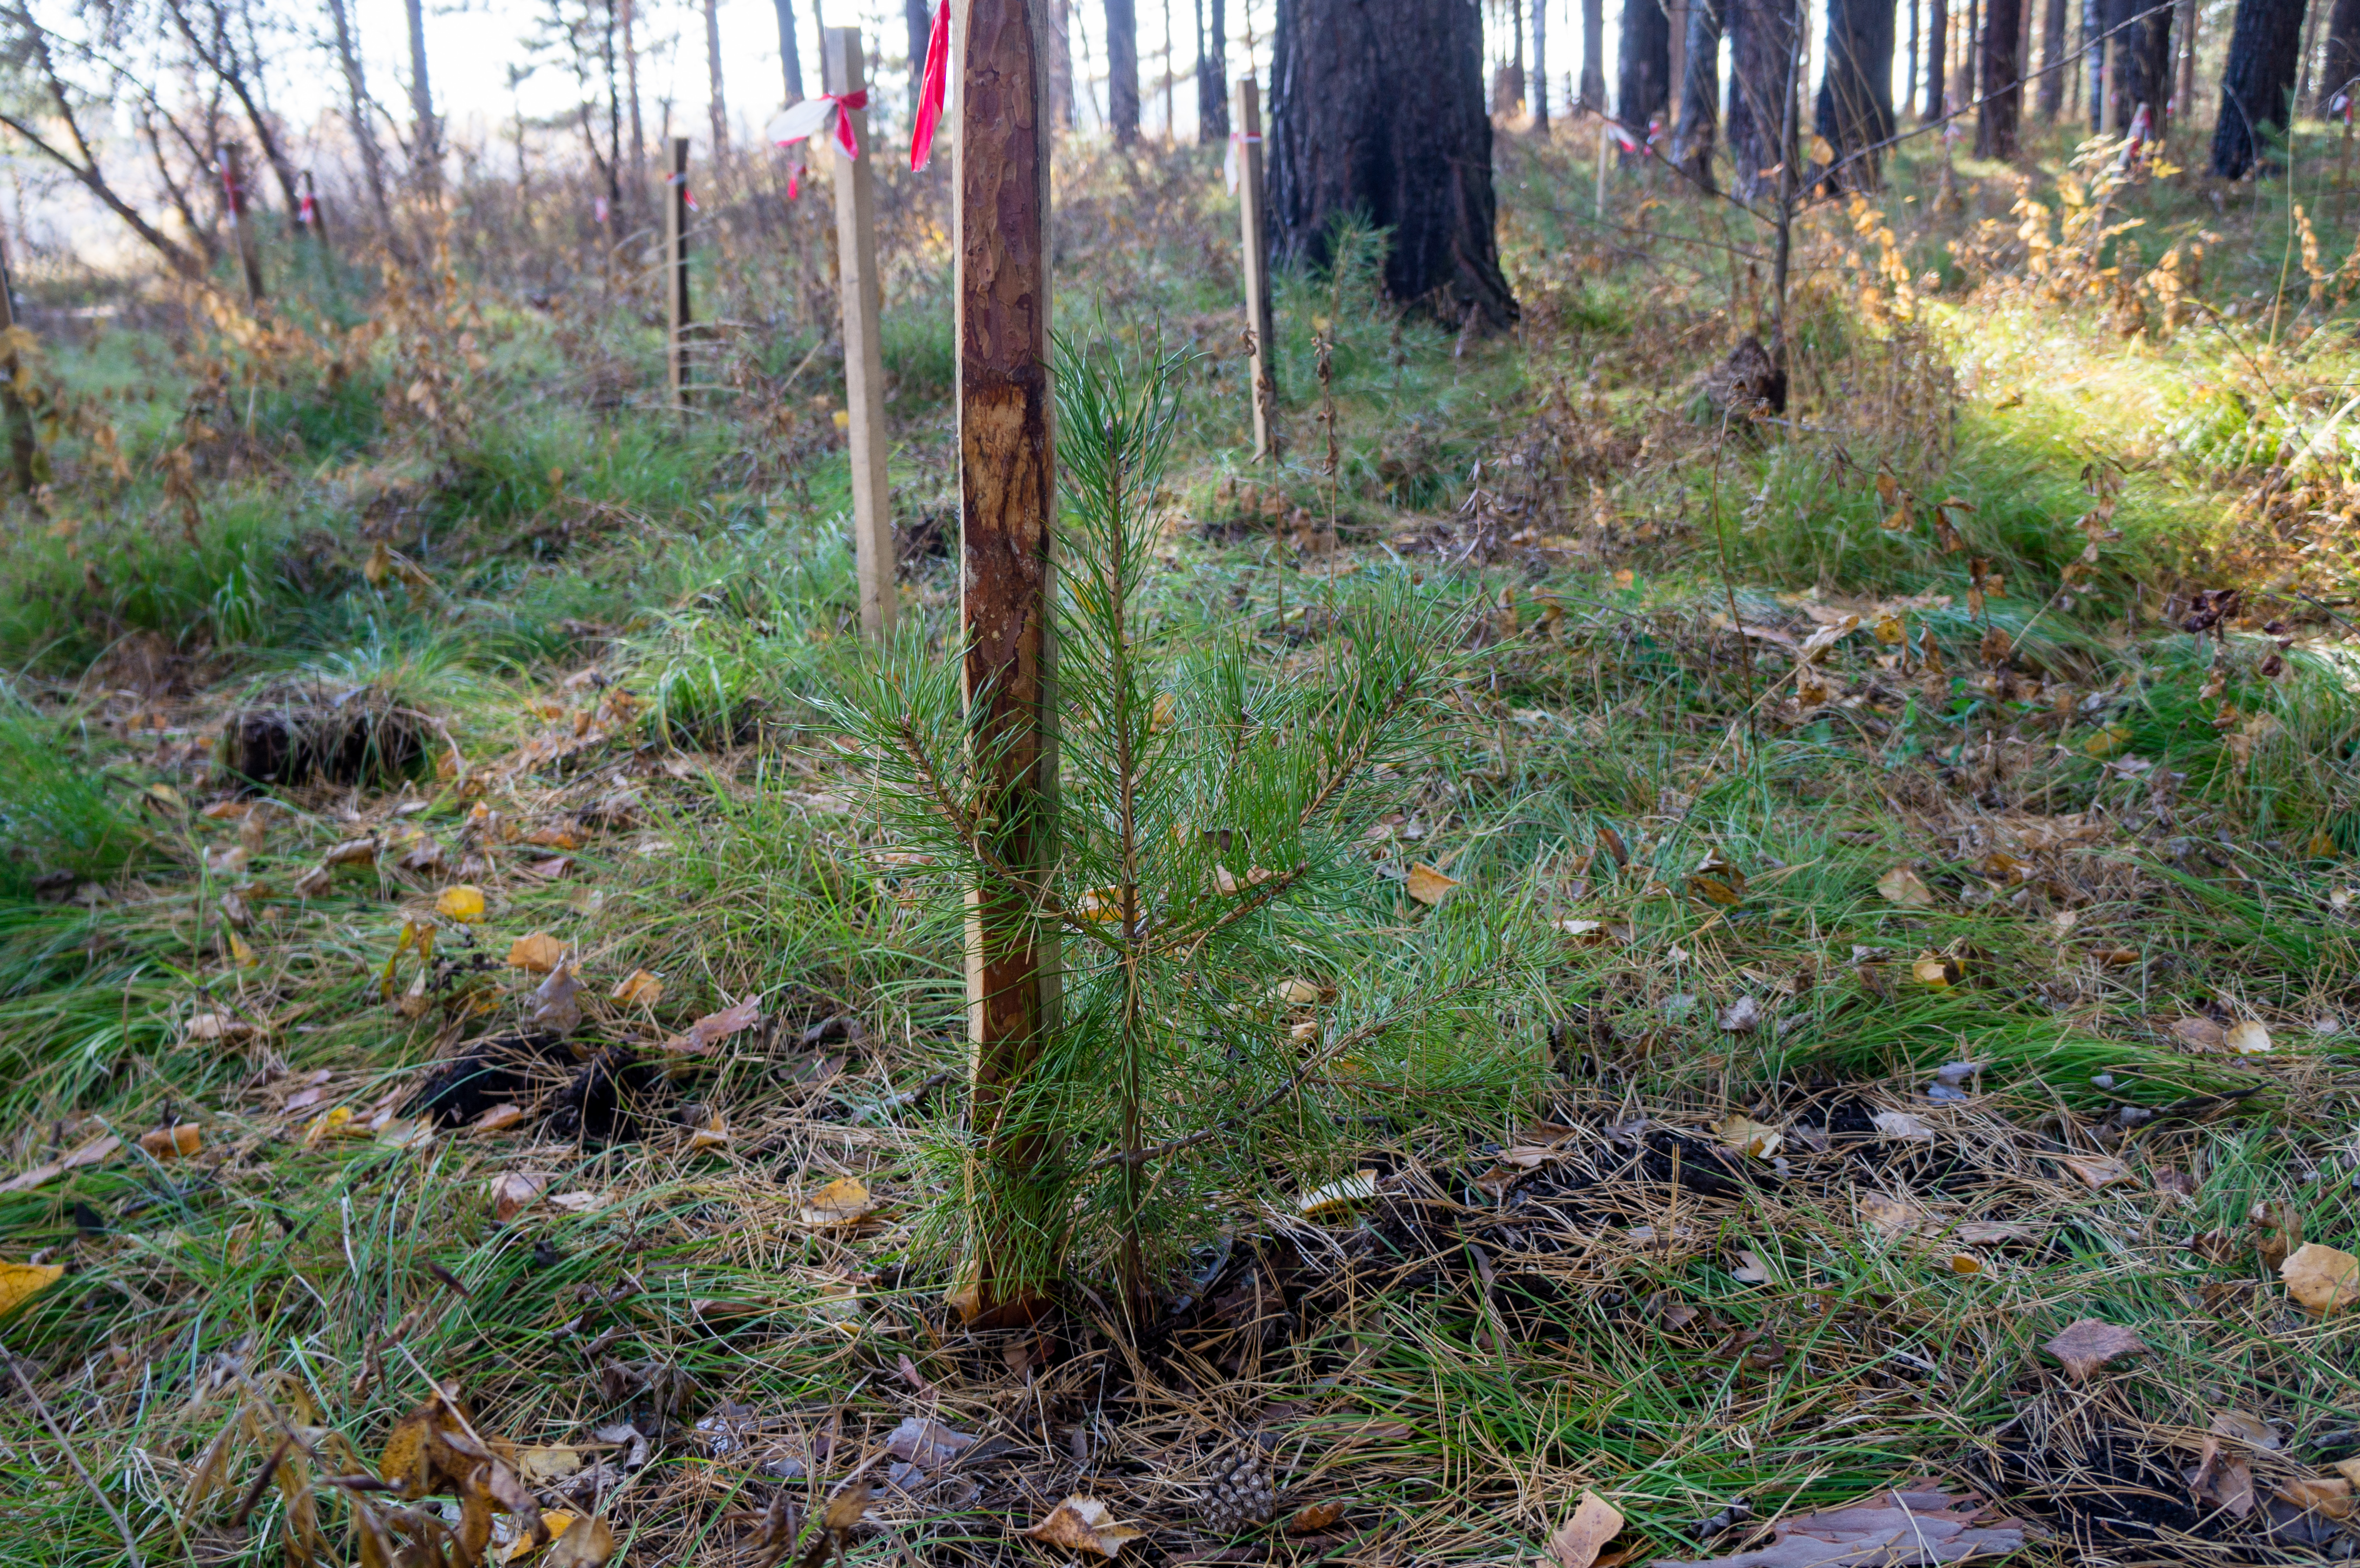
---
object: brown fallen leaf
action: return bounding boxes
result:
[1716,1113,1781,1158]
[2044,1318,2147,1381]
[2276,1476,2354,1520]
[506,932,567,973]
[500,1511,576,1563]
[185,1011,256,1042]
[1876,866,1936,907]
[800,1176,877,1228]
[1649,1482,2027,1568]
[0,1133,122,1194]
[138,1124,201,1159]
[2169,1016,2227,1049]
[2281,1242,2360,1314]
[1546,1490,1624,1568]
[323,837,379,867]
[609,969,663,1005]
[488,1172,548,1223]
[1026,1496,1144,1558]
[474,1103,525,1133]
[543,1514,617,1567]
[528,964,582,1036]
[656,994,763,1055]
[1858,1194,1920,1242]
[1288,1499,1348,1535]
[2059,1154,2129,1188]
[1405,862,1460,906]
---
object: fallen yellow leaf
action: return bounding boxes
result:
[1877,866,1935,907]
[138,1124,201,1159]
[0,1260,64,1318]
[1024,1495,1143,1558]
[609,969,664,1005]
[1546,1489,1624,1568]
[2282,1243,2360,1314]
[1716,1113,1782,1159]
[800,1176,877,1228]
[435,885,487,923]
[1298,1170,1379,1218]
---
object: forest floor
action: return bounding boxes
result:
[1,117,2358,1567]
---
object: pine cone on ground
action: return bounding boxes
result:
[1201,1442,1278,1534]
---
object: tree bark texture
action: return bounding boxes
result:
[1726,0,1798,199]
[1975,0,2022,153]
[2213,0,2309,174]
[326,0,395,230]
[404,0,439,193]
[1582,0,1607,105]
[1619,0,1673,127]
[1268,0,1519,325]
[2037,0,2068,115]
[2320,0,2360,105]
[1534,0,1551,125]
[1106,0,1142,142]
[1925,0,1947,115]
[1199,0,1230,139]
[1817,0,1896,183]
[706,0,729,156]
[2107,0,2173,126]
[777,0,807,100]
[955,0,1060,1326]
[1673,0,1725,184]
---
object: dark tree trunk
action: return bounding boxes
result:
[1534,0,1550,125]
[1619,0,1673,126]
[1817,0,1896,185]
[1975,0,2021,153]
[2213,0,2309,174]
[1673,0,1725,184]
[2037,0,2067,116]
[1107,0,1141,143]
[1726,0,1798,198]
[1199,0,1230,139]
[1270,0,1518,326]
[907,0,932,114]
[775,0,805,100]
[1582,0,1607,104]
[1964,0,1979,100]
[2114,0,2173,124]
[1905,0,1920,116]
[2325,0,2360,108]
[1925,0,1947,114]
[2085,0,2104,125]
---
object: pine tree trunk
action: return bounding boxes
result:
[2084,0,2104,124]
[1818,0,1896,184]
[624,0,648,199]
[2321,0,2360,106]
[776,0,807,100]
[2038,0,2067,116]
[326,0,395,232]
[1925,0,1946,115]
[1726,0,1798,198]
[1534,0,1551,125]
[1975,0,2021,153]
[2120,0,2174,122]
[1964,0,1980,101]
[1269,0,1518,326]
[1905,0,1920,117]
[1582,0,1607,105]
[1619,0,1673,126]
[404,0,439,195]
[2213,0,2310,174]
[1674,0,1724,184]
[1107,0,1141,142]
[1199,0,1230,138]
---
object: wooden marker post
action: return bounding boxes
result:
[825,28,897,636]
[956,0,1059,1325]
[665,136,693,410]
[1233,75,1278,461]
[219,146,265,305]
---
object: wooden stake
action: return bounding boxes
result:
[956,0,1059,1326]
[1233,74,1278,461]
[219,146,265,305]
[665,136,693,411]
[1594,115,1610,219]
[825,28,898,637]
[297,169,330,255]
[0,214,36,495]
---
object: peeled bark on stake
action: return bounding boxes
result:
[825,28,898,636]
[1233,74,1279,461]
[664,136,692,411]
[956,0,1061,1325]
[220,145,265,305]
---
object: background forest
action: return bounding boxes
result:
[1,0,2358,1562]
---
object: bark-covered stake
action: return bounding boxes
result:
[956,0,1060,1324]
[825,29,898,636]
[1232,74,1278,461]
[664,136,693,410]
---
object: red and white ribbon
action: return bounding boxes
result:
[767,87,871,163]
[594,194,611,223]
[1224,129,1261,194]
[298,192,316,227]
[910,0,949,171]
[668,169,700,210]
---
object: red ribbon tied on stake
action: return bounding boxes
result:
[909,0,950,171]
[767,87,871,165]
